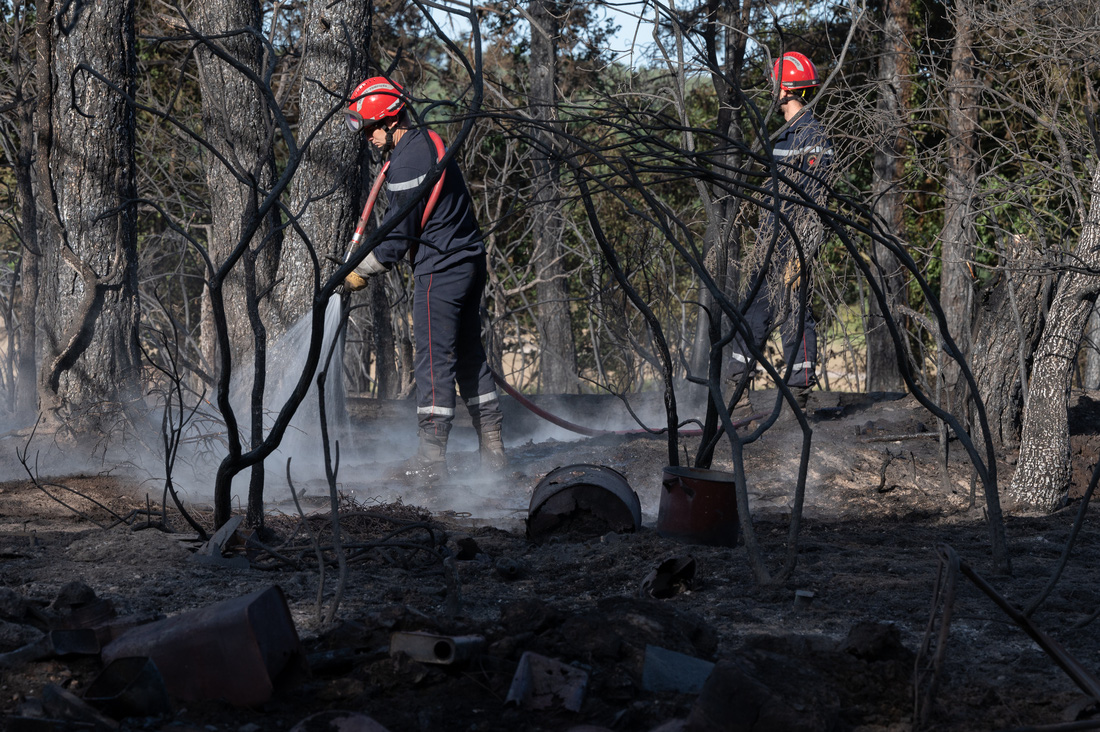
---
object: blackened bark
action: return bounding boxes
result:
[867,0,912,393]
[244,241,266,526]
[1008,166,1100,510]
[1084,306,1100,389]
[190,0,280,368]
[529,0,578,393]
[15,103,38,415]
[275,0,371,332]
[36,0,142,431]
[274,0,377,422]
[968,241,1047,450]
[940,0,980,398]
[693,0,750,469]
[690,0,749,384]
[369,277,398,398]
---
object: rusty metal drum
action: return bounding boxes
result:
[657,466,740,547]
[527,464,641,540]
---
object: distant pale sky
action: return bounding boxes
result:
[425,1,657,66]
[603,2,655,56]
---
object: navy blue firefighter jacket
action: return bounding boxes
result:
[762,107,834,260]
[772,106,832,202]
[371,128,485,274]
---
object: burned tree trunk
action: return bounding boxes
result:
[190,0,280,368]
[274,0,371,332]
[368,278,400,398]
[36,0,142,433]
[271,0,378,428]
[939,0,980,400]
[189,0,280,528]
[866,0,912,393]
[13,97,38,416]
[968,240,1048,450]
[529,0,578,393]
[692,0,751,469]
[690,0,751,385]
[1008,166,1100,511]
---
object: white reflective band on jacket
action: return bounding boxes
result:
[773,145,832,157]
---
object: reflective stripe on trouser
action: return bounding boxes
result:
[466,390,502,434]
[729,267,816,383]
[413,257,500,435]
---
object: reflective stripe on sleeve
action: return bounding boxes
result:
[774,145,832,157]
[388,174,427,191]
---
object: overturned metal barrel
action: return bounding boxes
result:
[657,466,739,547]
[527,464,641,540]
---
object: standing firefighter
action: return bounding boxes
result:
[343,77,505,480]
[728,51,834,402]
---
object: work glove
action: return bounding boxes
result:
[344,272,369,291]
[343,251,388,292]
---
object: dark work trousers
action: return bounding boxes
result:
[413,256,502,438]
[729,269,817,388]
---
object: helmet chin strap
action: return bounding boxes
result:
[384,124,396,152]
[779,88,810,106]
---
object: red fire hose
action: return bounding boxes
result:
[491,369,764,438]
[348,130,447,256]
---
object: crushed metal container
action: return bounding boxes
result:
[527,464,641,540]
[101,585,305,707]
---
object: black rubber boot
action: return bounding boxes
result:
[468,399,506,472]
[477,426,507,472]
[787,367,816,414]
[777,384,813,426]
[392,428,448,483]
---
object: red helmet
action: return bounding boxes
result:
[772,52,820,91]
[346,77,405,132]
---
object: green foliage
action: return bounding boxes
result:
[11,0,1100,403]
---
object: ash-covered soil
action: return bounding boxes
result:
[1,389,1099,732]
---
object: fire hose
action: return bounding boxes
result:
[491,369,763,438]
[344,137,762,438]
[348,137,446,254]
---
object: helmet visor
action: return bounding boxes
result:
[345,110,365,132]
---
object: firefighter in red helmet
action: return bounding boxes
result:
[772,51,820,97]
[343,77,506,481]
[727,52,833,405]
